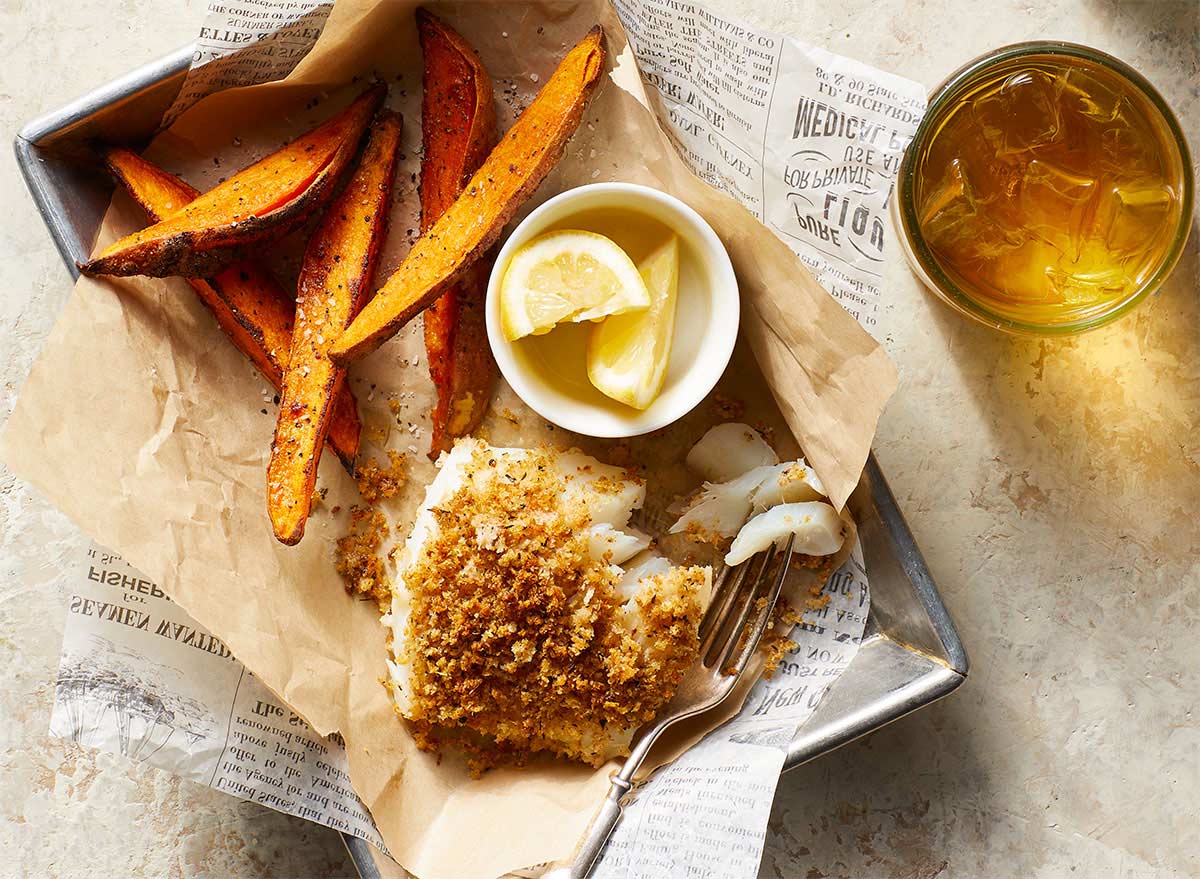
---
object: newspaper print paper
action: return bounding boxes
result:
[613,0,926,332]
[52,542,389,852]
[44,0,918,875]
[161,0,333,127]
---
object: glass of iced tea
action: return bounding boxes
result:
[895,42,1192,334]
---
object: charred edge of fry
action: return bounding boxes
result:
[328,27,606,365]
[185,276,282,381]
[79,85,386,279]
[326,385,363,471]
[80,166,341,279]
[100,146,363,471]
[268,111,403,545]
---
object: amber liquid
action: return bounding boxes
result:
[913,55,1184,325]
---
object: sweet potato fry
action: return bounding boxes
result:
[81,84,385,279]
[104,147,361,469]
[423,261,494,456]
[417,10,499,456]
[328,26,606,364]
[267,112,403,545]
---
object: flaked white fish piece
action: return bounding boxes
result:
[725,502,845,566]
[749,460,827,510]
[615,550,673,600]
[685,422,779,483]
[587,523,652,566]
[669,465,777,543]
[558,450,646,528]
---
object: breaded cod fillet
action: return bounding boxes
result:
[384,439,710,768]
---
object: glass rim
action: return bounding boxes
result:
[897,40,1195,336]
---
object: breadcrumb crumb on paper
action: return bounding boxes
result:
[335,507,390,608]
[355,449,408,504]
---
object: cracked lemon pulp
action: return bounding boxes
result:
[587,235,679,409]
[499,230,651,342]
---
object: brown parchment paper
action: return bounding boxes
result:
[2,2,895,877]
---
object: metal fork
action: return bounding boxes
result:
[546,533,796,879]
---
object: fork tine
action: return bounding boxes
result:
[697,562,741,651]
[704,541,778,667]
[714,541,779,669]
[725,534,795,673]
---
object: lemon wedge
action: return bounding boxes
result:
[499,230,651,342]
[587,235,679,409]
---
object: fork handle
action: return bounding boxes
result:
[546,714,675,879]
[573,783,627,879]
[545,775,632,879]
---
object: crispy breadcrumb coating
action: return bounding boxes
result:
[335,507,390,608]
[394,444,706,769]
[332,449,406,607]
[793,552,838,583]
[759,560,840,678]
[355,449,408,504]
[711,394,745,420]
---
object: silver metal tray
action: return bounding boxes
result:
[15,44,967,879]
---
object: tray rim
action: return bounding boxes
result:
[14,41,968,878]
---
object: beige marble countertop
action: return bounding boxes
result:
[2,1,1196,877]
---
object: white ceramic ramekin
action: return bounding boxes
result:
[485,182,739,438]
